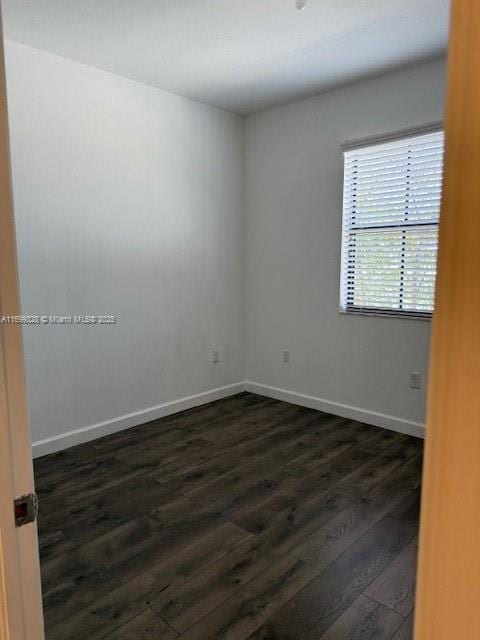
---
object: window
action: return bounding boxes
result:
[340,128,444,318]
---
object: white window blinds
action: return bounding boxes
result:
[340,129,444,318]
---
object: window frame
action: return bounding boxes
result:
[339,123,444,321]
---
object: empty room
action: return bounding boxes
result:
[2,1,479,639]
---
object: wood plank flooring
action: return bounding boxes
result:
[34,392,422,640]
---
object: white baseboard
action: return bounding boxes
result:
[32,379,425,458]
[31,382,247,458]
[244,381,425,439]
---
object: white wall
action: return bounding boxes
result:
[245,59,446,431]
[5,44,446,453]
[5,41,245,453]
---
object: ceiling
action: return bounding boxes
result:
[1,0,449,115]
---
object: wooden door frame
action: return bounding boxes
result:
[414,0,480,638]
[0,6,45,639]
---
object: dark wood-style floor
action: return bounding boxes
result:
[35,392,422,640]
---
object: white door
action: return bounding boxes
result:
[0,4,45,638]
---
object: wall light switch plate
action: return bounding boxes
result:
[283,349,290,364]
[212,349,220,364]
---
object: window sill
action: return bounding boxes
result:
[339,308,432,321]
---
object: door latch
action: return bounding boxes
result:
[14,492,39,527]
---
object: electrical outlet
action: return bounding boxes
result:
[212,349,220,364]
[409,372,421,389]
[283,349,290,364]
